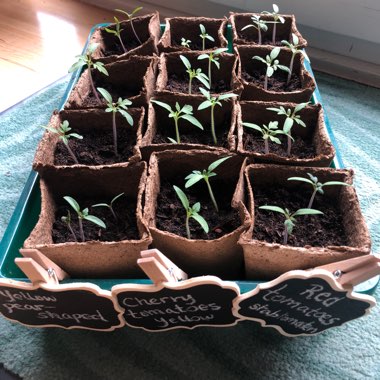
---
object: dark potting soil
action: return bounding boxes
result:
[243,130,315,158]
[253,186,348,247]
[166,74,230,94]
[101,39,141,57]
[152,123,231,149]
[156,178,241,240]
[236,34,284,46]
[52,196,139,243]
[54,128,136,165]
[242,70,302,91]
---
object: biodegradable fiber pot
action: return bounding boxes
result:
[236,101,335,166]
[143,150,251,279]
[230,12,307,47]
[140,92,237,160]
[65,55,159,110]
[158,16,228,53]
[33,107,145,176]
[155,51,243,97]
[240,164,371,280]
[24,163,152,278]
[236,45,315,102]
[90,12,161,64]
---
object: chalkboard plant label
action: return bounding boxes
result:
[23,163,152,278]
[235,45,315,103]
[239,164,371,280]
[112,276,240,331]
[143,150,250,279]
[0,279,124,331]
[89,12,161,64]
[233,269,376,337]
[158,16,228,53]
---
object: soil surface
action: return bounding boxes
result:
[172,39,216,51]
[253,186,348,247]
[152,123,231,149]
[101,35,141,57]
[156,178,241,240]
[243,131,315,158]
[236,34,284,46]
[54,128,136,165]
[52,195,139,243]
[166,74,230,94]
[242,70,302,91]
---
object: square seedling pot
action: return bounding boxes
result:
[90,12,161,64]
[143,150,251,279]
[236,45,315,102]
[230,12,307,47]
[65,55,159,109]
[155,51,243,97]
[240,164,371,280]
[140,93,237,160]
[236,101,335,166]
[33,107,145,176]
[23,163,152,278]
[158,16,228,53]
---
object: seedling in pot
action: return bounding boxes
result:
[68,42,109,104]
[61,210,77,242]
[259,205,323,245]
[116,7,143,45]
[63,196,106,242]
[97,87,133,156]
[180,55,210,94]
[198,47,228,88]
[261,4,285,44]
[150,100,203,144]
[199,24,215,51]
[105,17,127,53]
[198,88,237,145]
[267,102,309,155]
[252,47,290,90]
[173,185,209,240]
[92,192,125,222]
[287,173,351,208]
[181,38,191,48]
[43,120,83,164]
[185,156,231,212]
[242,120,291,154]
[241,15,269,45]
[282,33,306,85]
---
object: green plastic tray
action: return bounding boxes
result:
[1,24,377,295]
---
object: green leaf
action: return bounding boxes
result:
[270,47,281,60]
[185,173,204,188]
[131,6,143,16]
[97,87,113,104]
[277,65,290,73]
[206,35,215,42]
[199,24,206,34]
[198,100,212,110]
[181,114,203,129]
[281,40,292,49]
[287,177,314,185]
[43,125,59,134]
[292,208,324,217]
[167,137,177,144]
[93,62,109,76]
[294,102,309,113]
[180,55,191,69]
[294,118,307,128]
[218,93,238,101]
[199,87,210,98]
[198,54,209,60]
[151,99,172,112]
[208,156,231,172]
[64,196,80,213]
[283,118,294,133]
[253,56,266,64]
[119,109,134,126]
[111,192,124,205]
[191,212,209,233]
[196,73,210,89]
[213,60,220,69]
[242,122,263,133]
[92,203,109,208]
[192,202,201,213]
[84,215,106,229]
[68,133,83,140]
[292,33,299,46]
[284,218,294,234]
[241,24,254,31]
[173,186,189,210]
[273,3,279,13]
[267,66,274,77]
[104,27,117,35]
[269,136,281,144]
[68,60,86,73]
[214,47,228,55]
[259,205,286,215]
[181,104,193,114]
[322,181,351,187]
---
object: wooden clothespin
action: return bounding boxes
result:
[318,254,380,288]
[138,249,188,285]
[15,249,69,286]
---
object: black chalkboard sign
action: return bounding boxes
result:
[112,276,240,331]
[0,280,124,331]
[234,269,376,336]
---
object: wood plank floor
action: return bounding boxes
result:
[0,0,152,111]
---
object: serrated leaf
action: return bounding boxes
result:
[84,215,106,229]
[151,99,172,112]
[94,63,109,76]
[68,60,86,73]
[173,186,189,210]
[269,136,281,144]
[64,196,80,213]
[191,212,209,233]
[208,156,231,172]
[181,114,203,129]
[294,118,306,128]
[119,109,134,126]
